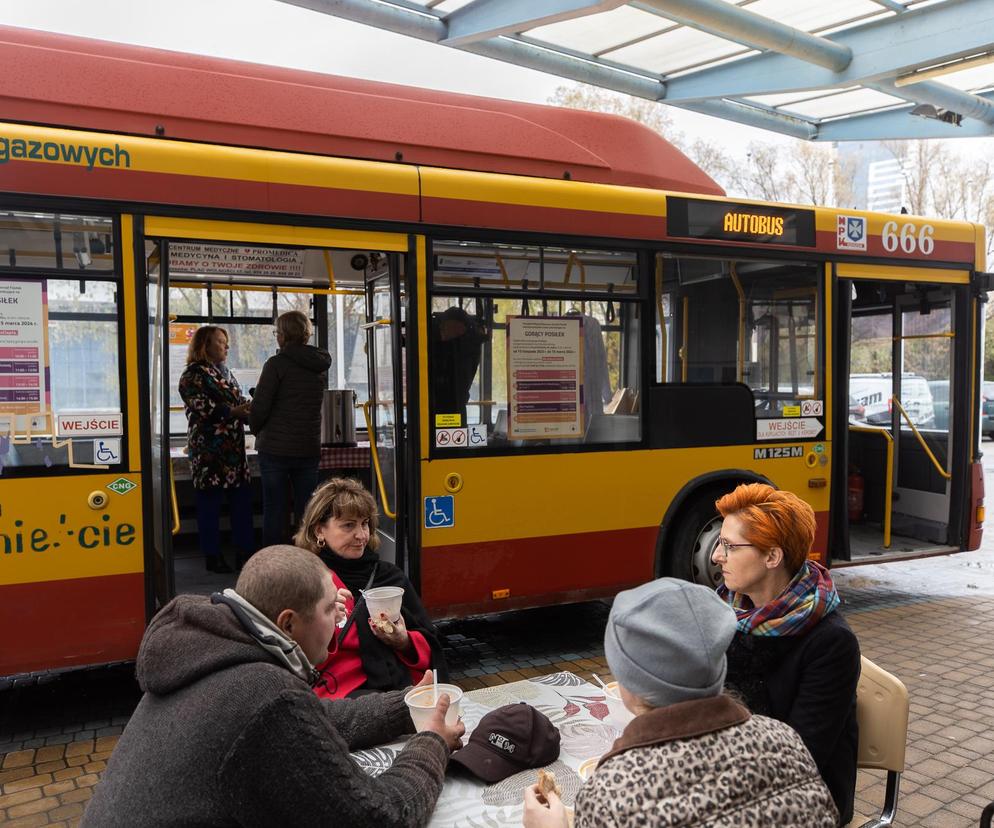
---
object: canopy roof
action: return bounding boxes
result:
[279,0,994,140]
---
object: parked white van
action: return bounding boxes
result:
[849,373,936,428]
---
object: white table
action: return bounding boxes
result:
[352,672,621,827]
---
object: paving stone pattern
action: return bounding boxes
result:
[3,550,994,825]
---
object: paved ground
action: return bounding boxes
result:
[5,481,994,825]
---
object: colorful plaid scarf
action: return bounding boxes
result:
[718,560,840,637]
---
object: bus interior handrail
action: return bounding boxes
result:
[169,460,181,536]
[891,397,951,480]
[848,424,893,548]
[360,400,397,520]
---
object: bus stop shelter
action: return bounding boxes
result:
[277,0,994,140]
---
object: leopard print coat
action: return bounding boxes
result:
[575,695,839,827]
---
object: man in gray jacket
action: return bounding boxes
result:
[83,545,463,827]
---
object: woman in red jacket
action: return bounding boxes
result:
[295,477,448,698]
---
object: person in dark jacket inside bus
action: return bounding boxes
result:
[712,483,860,826]
[250,310,332,547]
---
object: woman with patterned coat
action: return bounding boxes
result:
[178,326,254,573]
[712,483,860,825]
[523,579,838,828]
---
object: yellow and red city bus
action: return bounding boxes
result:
[0,26,986,679]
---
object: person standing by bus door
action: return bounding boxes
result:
[250,310,331,547]
[179,326,254,573]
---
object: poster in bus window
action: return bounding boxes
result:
[169,243,306,280]
[0,280,50,432]
[507,316,584,439]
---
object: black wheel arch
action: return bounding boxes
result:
[654,469,776,577]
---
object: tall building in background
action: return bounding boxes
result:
[836,141,907,213]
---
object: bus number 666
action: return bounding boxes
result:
[882,220,935,255]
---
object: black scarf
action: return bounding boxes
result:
[317,547,449,695]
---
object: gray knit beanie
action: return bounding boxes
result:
[604,578,737,708]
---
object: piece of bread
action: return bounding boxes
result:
[371,616,395,634]
[537,769,561,799]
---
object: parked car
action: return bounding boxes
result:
[982,382,994,440]
[928,380,949,431]
[849,373,935,428]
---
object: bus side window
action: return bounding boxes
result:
[0,211,123,474]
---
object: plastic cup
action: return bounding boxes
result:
[577,757,599,781]
[404,683,463,731]
[604,681,635,727]
[364,586,404,622]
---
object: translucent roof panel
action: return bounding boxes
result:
[915,63,994,93]
[747,0,890,34]
[525,7,667,56]
[776,88,907,120]
[605,25,749,75]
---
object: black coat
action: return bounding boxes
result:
[318,548,449,695]
[724,611,860,826]
[249,343,331,457]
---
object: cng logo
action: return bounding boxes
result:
[107,477,137,495]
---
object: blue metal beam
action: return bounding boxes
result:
[638,0,852,71]
[275,0,828,138]
[661,0,994,102]
[868,78,994,124]
[442,0,626,48]
[275,0,664,98]
[816,92,994,141]
[679,99,818,139]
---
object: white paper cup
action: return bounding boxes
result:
[404,683,463,731]
[604,681,635,727]
[577,757,599,781]
[364,586,404,622]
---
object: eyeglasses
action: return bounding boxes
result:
[713,537,755,556]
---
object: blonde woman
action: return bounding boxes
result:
[294,478,449,698]
[178,326,253,573]
[250,310,331,546]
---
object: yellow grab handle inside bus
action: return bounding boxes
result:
[891,397,951,480]
[169,460,181,536]
[360,400,397,520]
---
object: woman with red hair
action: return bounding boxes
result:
[711,483,860,827]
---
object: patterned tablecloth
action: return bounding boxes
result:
[351,672,620,828]
[318,444,371,470]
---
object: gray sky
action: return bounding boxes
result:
[0,0,784,148]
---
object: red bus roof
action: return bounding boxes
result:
[0,25,723,196]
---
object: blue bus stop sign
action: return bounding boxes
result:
[424,495,454,528]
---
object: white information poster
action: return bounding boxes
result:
[507,316,583,440]
[0,280,49,430]
[170,243,306,279]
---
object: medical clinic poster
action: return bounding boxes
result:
[0,280,50,429]
[507,316,583,439]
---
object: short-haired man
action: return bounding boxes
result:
[82,545,463,827]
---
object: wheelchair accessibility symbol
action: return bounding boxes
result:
[424,495,454,528]
[94,438,121,465]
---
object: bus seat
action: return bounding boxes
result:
[844,656,909,828]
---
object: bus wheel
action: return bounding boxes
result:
[665,495,724,588]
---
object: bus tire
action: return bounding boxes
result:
[663,490,724,588]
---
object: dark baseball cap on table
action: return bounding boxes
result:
[450,703,561,783]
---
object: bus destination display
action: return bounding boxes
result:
[667,197,816,247]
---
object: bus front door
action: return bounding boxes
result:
[843,277,960,559]
[363,254,407,568]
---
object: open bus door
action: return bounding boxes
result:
[836,270,969,562]
[363,253,407,569]
[144,239,175,611]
